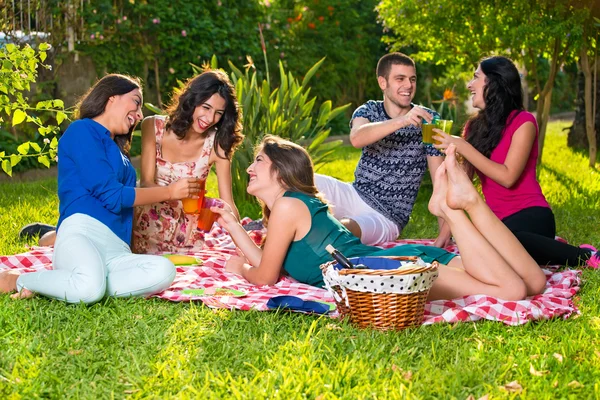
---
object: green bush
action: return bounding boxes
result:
[77,0,265,106]
[0,43,68,176]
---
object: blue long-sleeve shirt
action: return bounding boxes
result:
[57,119,137,245]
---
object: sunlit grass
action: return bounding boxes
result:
[1,121,599,398]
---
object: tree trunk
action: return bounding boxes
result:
[154,58,162,109]
[537,88,553,165]
[580,46,598,167]
[568,59,600,164]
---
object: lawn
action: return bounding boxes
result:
[1,120,599,399]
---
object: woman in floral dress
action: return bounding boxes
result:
[132,70,243,253]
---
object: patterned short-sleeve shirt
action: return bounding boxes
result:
[350,100,442,230]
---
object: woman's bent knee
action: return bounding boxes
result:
[502,279,528,301]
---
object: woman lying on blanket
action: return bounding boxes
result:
[0,74,202,303]
[432,56,599,268]
[19,70,244,254]
[211,135,547,301]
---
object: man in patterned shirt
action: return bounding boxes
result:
[315,52,450,246]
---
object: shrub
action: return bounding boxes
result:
[224,56,351,210]
[0,43,68,176]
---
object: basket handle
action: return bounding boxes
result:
[377,256,420,261]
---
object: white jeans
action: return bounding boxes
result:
[315,174,400,245]
[16,213,175,304]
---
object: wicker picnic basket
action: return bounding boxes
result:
[321,256,439,331]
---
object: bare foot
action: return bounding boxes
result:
[445,144,480,211]
[0,270,19,293]
[11,288,34,300]
[428,162,449,218]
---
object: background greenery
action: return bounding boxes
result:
[1,120,599,398]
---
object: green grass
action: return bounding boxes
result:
[1,121,599,399]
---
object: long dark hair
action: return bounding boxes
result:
[165,70,243,159]
[465,56,524,158]
[76,74,142,157]
[255,135,324,227]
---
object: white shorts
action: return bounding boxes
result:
[315,174,400,245]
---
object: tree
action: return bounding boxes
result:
[570,13,599,168]
[377,0,591,164]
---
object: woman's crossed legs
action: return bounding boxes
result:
[427,145,547,301]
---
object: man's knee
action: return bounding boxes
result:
[340,218,362,240]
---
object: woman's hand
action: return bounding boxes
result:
[167,178,202,200]
[432,129,465,152]
[211,201,239,231]
[225,253,248,275]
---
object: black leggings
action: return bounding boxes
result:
[502,206,592,266]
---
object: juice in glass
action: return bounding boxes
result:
[421,122,436,144]
[197,197,223,231]
[181,179,206,214]
[434,120,453,145]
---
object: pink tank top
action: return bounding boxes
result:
[474,111,550,220]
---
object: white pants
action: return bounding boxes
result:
[315,174,400,245]
[16,213,175,304]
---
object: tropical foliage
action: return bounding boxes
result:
[224,56,350,207]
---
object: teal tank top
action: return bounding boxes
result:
[281,191,456,287]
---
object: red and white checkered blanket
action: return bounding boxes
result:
[0,220,581,326]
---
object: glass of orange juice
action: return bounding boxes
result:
[181,179,206,214]
[197,197,223,231]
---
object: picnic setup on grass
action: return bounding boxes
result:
[0,217,583,330]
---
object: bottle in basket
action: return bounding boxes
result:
[325,244,355,269]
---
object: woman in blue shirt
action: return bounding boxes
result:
[0,74,202,303]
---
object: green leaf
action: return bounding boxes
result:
[53,99,64,108]
[39,51,47,62]
[144,103,165,115]
[38,43,50,51]
[211,54,219,69]
[10,154,21,166]
[2,60,13,70]
[316,100,332,127]
[17,142,30,155]
[328,103,352,122]
[12,109,27,126]
[56,111,67,125]
[30,142,41,152]
[50,136,58,149]
[38,155,50,168]
[301,57,325,88]
[227,60,244,79]
[5,43,16,53]
[1,159,12,176]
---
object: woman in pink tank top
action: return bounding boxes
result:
[132,70,243,253]
[433,56,598,268]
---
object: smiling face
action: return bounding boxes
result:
[467,65,487,110]
[190,93,226,135]
[378,63,417,111]
[246,150,280,197]
[106,88,143,135]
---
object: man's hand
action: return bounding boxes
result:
[395,106,433,129]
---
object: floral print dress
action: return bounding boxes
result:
[132,116,215,254]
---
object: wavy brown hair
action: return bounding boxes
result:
[76,74,142,157]
[255,135,327,227]
[165,70,243,159]
[465,56,524,159]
